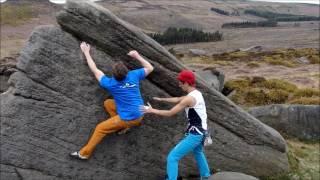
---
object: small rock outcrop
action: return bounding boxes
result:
[237,46,263,52]
[1,1,288,179]
[0,56,18,93]
[196,67,225,92]
[210,172,259,180]
[189,49,207,56]
[249,104,320,140]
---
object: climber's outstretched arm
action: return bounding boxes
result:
[127,50,154,76]
[80,42,105,81]
[143,96,194,117]
[152,96,185,104]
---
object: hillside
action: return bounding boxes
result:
[1,0,319,58]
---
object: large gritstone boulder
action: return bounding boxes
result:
[0,1,288,179]
[249,104,320,140]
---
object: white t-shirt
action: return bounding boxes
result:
[185,89,208,132]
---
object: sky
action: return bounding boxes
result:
[0,0,319,4]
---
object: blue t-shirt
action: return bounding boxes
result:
[99,68,145,120]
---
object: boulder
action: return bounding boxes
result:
[0,72,11,93]
[189,49,207,56]
[249,104,320,140]
[295,57,310,64]
[0,56,18,93]
[0,1,288,179]
[210,172,259,180]
[237,46,263,52]
[196,67,224,92]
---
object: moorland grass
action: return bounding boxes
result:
[262,139,320,180]
[181,48,319,68]
[1,4,36,26]
[225,78,319,106]
[247,62,260,68]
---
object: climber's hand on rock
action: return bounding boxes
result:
[127,50,140,59]
[153,97,162,101]
[80,42,90,54]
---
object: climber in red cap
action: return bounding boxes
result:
[177,70,196,86]
[143,70,211,180]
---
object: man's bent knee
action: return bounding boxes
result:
[104,99,114,107]
[167,151,179,163]
[96,122,106,131]
[126,118,143,128]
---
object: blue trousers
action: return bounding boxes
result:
[166,133,210,180]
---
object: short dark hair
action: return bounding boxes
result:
[112,62,129,81]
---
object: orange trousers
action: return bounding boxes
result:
[79,99,142,158]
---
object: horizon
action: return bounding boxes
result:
[0,0,319,4]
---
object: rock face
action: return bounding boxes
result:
[0,56,18,93]
[249,104,320,140]
[210,172,259,180]
[237,46,263,52]
[0,1,288,179]
[196,67,225,92]
[189,49,207,56]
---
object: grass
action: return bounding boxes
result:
[228,51,250,59]
[261,48,320,66]
[308,55,320,64]
[256,79,298,92]
[212,48,320,180]
[247,62,260,68]
[181,56,233,66]
[0,4,37,26]
[262,139,320,180]
[289,88,320,104]
[289,97,320,105]
[0,38,26,59]
[224,77,320,180]
[178,48,319,68]
[293,88,320,98]
[263,56,297,67]
[225,78,319,106]
[212,60,233,66]
[310,73,320,79]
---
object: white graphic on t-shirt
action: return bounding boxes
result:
[120,83,137,88]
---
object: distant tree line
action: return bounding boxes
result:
[222,20,277,28]
[210,7,240,16]
[244,9,320,22]
[149,27,223,45]
[275,16,320,22]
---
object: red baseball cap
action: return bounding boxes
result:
[177,70,195,86]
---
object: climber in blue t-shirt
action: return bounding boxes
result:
[70,42,154,160]
[100,68,146,120]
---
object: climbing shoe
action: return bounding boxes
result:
[69,151,88,160]
[200,176,210,180]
